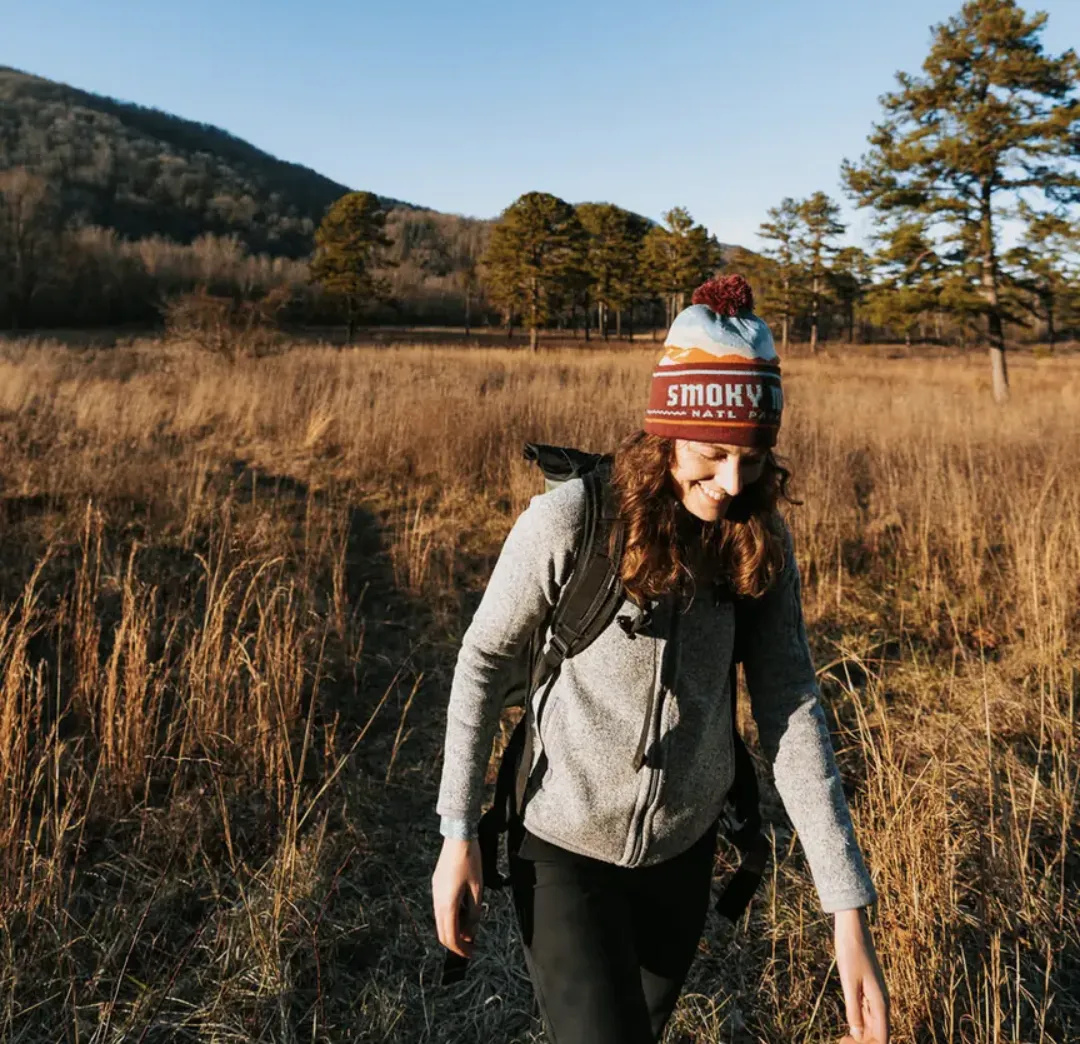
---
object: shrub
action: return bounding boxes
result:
[161,285,290,360]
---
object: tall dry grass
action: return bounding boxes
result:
[0,335,1076,1042]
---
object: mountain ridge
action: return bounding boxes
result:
[1,67,747,260]
[0,65,418,255]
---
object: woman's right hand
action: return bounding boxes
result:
[432,837,484,958]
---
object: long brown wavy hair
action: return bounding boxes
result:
[608,430,796,606]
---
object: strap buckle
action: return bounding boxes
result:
[545,631,572,664]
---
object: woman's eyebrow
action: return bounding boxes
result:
[694,446,764,460]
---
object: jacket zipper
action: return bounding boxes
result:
[628,603,680,864]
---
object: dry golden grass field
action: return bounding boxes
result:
[0,336,1076,1043]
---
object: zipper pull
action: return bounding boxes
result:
[632,718,651,771]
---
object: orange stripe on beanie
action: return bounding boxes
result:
[643,274,782,448]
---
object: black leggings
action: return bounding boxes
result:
[508,818,719,1044]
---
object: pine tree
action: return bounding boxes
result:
[842,0,1080,401]
[482,192,586,351]
[938,223,992,346]
[797,192,846,353]
[1003,206,1080,348]
[620,212,651,340]
[309,191,394,342]
[639,207,720,330]
[725,248,778,320]
[867,220,945,345]
[758,198,802,351]
[576,203,646,340]
[830,246,873,344]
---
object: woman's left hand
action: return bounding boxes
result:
[834,907,890,1043]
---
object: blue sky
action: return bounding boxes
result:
[5,0,1080,251]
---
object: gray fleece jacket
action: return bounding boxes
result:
[435,478,877,913]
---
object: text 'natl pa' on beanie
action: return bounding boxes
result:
[643,274,782,449]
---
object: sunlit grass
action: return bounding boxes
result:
[0,335,1076,1042]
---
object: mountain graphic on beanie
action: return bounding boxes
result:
[659,274,779,367]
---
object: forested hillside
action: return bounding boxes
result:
[0,67,678,332]
[0,67,513,327]
[0,65,411,256]
[9,1,1075,368]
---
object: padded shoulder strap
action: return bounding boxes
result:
[533,466,625,687]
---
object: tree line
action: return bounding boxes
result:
[410,194,720,351]
[2,0,1079,400]
[0,168,718,344]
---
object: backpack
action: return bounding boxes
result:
[441,442,770,985]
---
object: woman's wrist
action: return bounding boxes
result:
[441,836,474,851]
[833,906,870,936]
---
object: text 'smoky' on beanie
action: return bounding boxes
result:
[643,274,782,448]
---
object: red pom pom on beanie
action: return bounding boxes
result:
[690,274,754,316]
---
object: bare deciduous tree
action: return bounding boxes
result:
[0,168,59,329]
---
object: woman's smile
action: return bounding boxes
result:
[694,482,729,505]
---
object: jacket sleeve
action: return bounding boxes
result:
[435,482,582,833]
[740,520,877,913]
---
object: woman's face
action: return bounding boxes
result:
[669,439,767,522]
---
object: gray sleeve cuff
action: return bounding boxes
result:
[440,815,478,841]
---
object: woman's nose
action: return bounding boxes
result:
[717,460,742,497]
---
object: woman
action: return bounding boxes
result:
[431,275,889,1044]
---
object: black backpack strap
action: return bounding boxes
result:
[474,466,624,885]
[449,466,625,983]
[534,468,624,685]
[516,466,625,813]
[713,594,770,923]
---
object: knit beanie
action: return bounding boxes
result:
[643,274,782,448]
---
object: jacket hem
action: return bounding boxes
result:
[519,816,628,867]
[819,887,879,914]
[439,815,478,841]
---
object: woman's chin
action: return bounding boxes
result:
[681,489,728,522]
